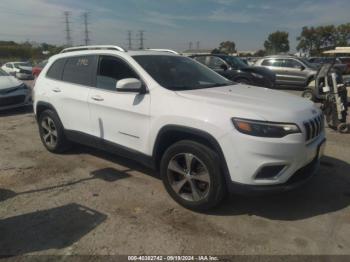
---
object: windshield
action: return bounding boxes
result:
[0,68,9,76]
[14,62,31,69]
[133,55,233,91]
[299,58,318,69]
[222,56,249,69]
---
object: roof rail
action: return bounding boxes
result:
[60,45,126,53]
[147,49,179,55]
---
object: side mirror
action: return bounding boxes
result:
[300,65,306,71]
[116,78,142,93]
[220,64,228,71]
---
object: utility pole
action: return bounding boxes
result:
[127,30,132,50]
[83,12,90,46]
[196,41,200,50]
[189,41,193,50]
[138,30,145,49]
[64,11,72,47]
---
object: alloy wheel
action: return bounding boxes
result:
[167,153,211,202]
[41,116,58,148]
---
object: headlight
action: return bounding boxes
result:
[251,72,264,79]
[232,118,301,138]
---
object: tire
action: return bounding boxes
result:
[301,88,315,101]
[306,77,315,87]
[160,140,227,211]
[38,109,70,153]
[338,123,349,134]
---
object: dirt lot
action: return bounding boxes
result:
[0,82,350,256]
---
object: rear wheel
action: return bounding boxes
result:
[38,110,70,153]
[338,123,349,134]
[160,140,226,211]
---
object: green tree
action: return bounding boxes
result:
[254,49,266,57]
[218,41,236,54]
[211,48,221,54]
[264,31,290,55]
[297,24,348,56]
[297,26,319,55]
[336,23,350,46]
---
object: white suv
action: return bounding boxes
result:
[33,45,326,210]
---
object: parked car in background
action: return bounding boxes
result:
[190,54,276,88]
[32,60,48,79]
[255,55,318,89]
[307,57,347,75]
[0,68,31,110]
[338,57,350,74]
[1,62,33,80]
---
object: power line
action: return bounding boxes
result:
[127,30,132,50]
[64,11,73,47]
[138,30,145,50]
[83,12,90,45]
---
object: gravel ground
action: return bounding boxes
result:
[0,81,349,256]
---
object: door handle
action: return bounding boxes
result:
[91,95,104,101]
[52,87,61,93]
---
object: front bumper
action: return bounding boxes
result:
[227,141,324,194]
[16,72,33,80]
[218,129,326,190]
[0,89,32,110]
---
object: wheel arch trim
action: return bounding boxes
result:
[152,125,231,184]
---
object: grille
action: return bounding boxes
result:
[303,114,324,142]
[0,95,25,107]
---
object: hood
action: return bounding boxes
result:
[0,75,22,90]
[175,84,317,122]
[18,66,32,71]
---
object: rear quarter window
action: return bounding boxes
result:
[46,58,67,80]
[62,55,97,86]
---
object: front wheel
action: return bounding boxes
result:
[160,140,226,211]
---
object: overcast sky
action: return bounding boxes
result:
[0,0,349,51]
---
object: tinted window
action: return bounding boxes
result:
[193,56,206,65]
[46,58,66,80]
[6,64,13,68]
[133,55,233,91]
[62,56,97,86]
[222,56,248,68]
[208,56,225,69]
[283,59,302,68]
[14,62,31,68]
[96,56,139,91]
[0,68,9,76]
[262,59,283,67]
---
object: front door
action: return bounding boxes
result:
[88,55,151,153]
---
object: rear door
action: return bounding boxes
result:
[261,59,286,84]
[47,55,97,134]
[281,59,307,86]
[88,55,151,153]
